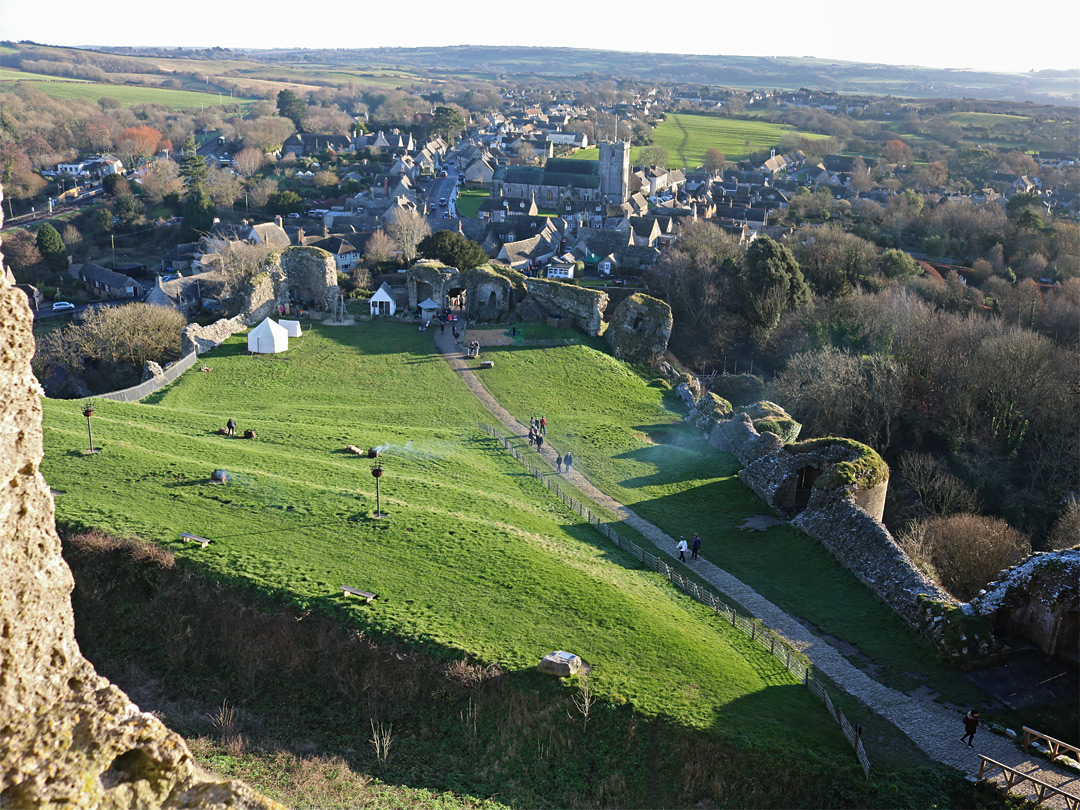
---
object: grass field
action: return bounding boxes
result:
[947,112,1033,127]
[41,320,852,754]
[470,338,990,708]
[455,189,490,218]
[571,114,828,167]
[0,74,251,108]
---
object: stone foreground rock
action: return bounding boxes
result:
[0,183,281,809]
[537,651,583,676]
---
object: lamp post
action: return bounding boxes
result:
[82,403,96,454]
[371,462,385,518]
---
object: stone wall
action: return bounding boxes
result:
[606,293,672,367]
[971,549,1080,656]
[181,268,280,355]
[0,184,278,809]
[279,247,339,312]
[406,261,513,322]
[520,278,608,335]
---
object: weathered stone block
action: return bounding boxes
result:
[606,293,672,367]
[537,650,582,676]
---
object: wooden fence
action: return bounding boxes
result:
[478,421,872,779]
[1024,727,1080,762]
[978,756,1080,810]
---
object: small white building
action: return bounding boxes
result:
[247,317,289,354]
[369,283,396,316]
[418,296,441,320]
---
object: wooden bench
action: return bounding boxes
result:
[180,532,211,548]
[340,586,378,603]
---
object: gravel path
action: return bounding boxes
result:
[435,329,1080,805]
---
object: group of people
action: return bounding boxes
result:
[525,416,574,473]
[675,534,702,561]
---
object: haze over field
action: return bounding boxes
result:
[3,0,1078,74]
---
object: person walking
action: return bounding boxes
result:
[226,418,236,436]
[960,710,982,747]
[676,536,688,562]
[563,452,573,470]
[556,453,563,472]
[691,533,701,560]
[540,416,546,435]
[536,435,544,452]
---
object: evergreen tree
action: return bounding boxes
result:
[178,136,208,198]
[431,106,465,141]
[35,222,68,272]
[740,236,810,337]
[417,230,486,269]
[277,89,306,133]
[180,189,215,243]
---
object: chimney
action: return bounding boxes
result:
[274,215,283,228]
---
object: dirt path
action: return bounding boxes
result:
[433,329,1080,805]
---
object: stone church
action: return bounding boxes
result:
[491,141,631,207]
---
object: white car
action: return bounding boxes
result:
[52,301,75,311]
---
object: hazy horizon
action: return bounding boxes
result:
[2,0,1078,75]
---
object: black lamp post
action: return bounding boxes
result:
[81,403,96,454]
[371,462,385,517]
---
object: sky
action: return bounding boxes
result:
[1,0,1078,75]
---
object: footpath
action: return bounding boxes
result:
[433,328,1080,808]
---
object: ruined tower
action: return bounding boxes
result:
[598,141,631,204]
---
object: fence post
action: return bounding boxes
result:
[804,667,809,686]
[770,635,775,655]
[731,608,737,626]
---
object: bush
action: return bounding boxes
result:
[1047,500,1080,551]
[904,515,1031,601]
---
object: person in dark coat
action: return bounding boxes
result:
[564,452,573,470]
[226,418,236,436]
[691,534,701,560]
[556,453,563,472]
[536,435,543,452]
[960,710,982,746]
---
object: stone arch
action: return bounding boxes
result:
[794,465,823,512]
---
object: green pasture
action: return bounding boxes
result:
[571,114,828,167]
[1,76,252,108]
[947,112,1033,127]
[41,320,852,759]
[455,189,490,218]
[470,336,989,708]
[0,67,88,83]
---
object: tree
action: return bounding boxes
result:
[431,106,465,141]
[363,229,396,267]
[883,139,907,165]
[247,177,278,209]
[34,223,68,272]
[2,230,46,283]
[639,145,668,168]
[1,143,46,217]
[215,240,274,301]
[233,147,266,179]
[384,208,430,264]
[178,136,208,198]
[205,168,244,208]
[791,226,876,296]
[702,148,726,175]
[266,190,303,215]
[102,173,131,197]
[116,125,161,167]
[879,248,916,280]
[139,159,182,204]
[740,236,810,338]
[277,89,306,132]
[417,231,487,270]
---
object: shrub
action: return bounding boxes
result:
[1047,500,1080,551]
[909,515,1031,601]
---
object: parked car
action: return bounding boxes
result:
[52,301,75,311]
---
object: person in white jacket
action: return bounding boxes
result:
[676,536,688,561]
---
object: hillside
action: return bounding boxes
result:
[40,320,908,807]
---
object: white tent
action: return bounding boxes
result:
[279,319,302,337]
[418,296,441,319]
[369,283,396,316]
[248,317,289,354]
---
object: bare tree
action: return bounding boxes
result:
[363,229,396,267]
[247,177,278,209]
[233,147,266,180]
[216,241,275,300]
[205,168,244,208]
[910,515,1030,601]
[898,452,980,517]
[139,158,182,204]
[703,147,726,175]
[384,209,430,264]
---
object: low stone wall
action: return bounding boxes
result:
[180,273,278,356]
[93,352,199,403]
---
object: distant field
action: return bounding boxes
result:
[1,78,252,108]
[0,67,88,83]
[571,114,828,167]
[948,112,1033,127]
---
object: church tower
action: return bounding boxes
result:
[598,141,630,204]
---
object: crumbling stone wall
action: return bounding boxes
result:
[0,185,279,809]
[519,278,608,335]
[279,246,339,312]
[406,261,513,322]
[971,549,1080,656]
[606,293,672,366]
[181,272,278,355]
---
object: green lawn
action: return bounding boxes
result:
[0,77,252,108]
[571,114,829,167]
[471,340,990,708]
[455,189,490,219]
[0,67,88,83]
[41,320,850,757]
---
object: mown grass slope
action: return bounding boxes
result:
[41,321,849,755]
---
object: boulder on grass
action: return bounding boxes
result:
[537,650,582,676]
